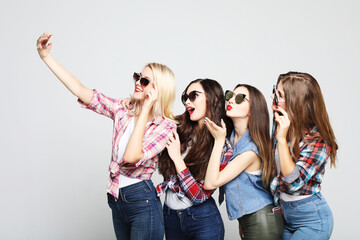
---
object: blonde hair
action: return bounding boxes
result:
[133,63,176,120]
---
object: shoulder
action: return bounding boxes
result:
[153,117,177,130]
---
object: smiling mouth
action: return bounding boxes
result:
[187,107,195,114]
[135,88,142,93]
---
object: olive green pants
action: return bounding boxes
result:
[237,204,284,240]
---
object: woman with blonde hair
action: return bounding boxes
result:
[270,72,337,239]
[37,33,176,240]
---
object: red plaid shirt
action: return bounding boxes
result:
[270,127,331,205]
[79,90,176,199]
[156,139,233,205]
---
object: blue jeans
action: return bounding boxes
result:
[280,192,333,240]
[163,197,224,240]
[107,180,164,240]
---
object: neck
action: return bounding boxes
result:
[232,118,248,145]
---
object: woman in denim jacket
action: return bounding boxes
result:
[204,84,284,239]
[270,72,338,240]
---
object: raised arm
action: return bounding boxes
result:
[203,118,258,190]
[123,84,158,163]
[165,129,212,204]
[37,33,93,105]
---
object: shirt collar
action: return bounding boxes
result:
[230,129,252,154]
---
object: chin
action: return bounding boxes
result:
[190,115,200,122]
[132,93,144,100]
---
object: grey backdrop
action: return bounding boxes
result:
[1,1,359,239]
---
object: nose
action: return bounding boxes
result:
[135,79,141,87]
[270,93,275,100]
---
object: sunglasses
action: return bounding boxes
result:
[181,90,203,105]
[225,90,247,104]
[133,72,151,87]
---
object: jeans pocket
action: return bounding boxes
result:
[293,201,318,214]
[123,185,152,204]
[191,205,217,221]
[266,212,284,237]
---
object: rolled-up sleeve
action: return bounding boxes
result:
[135,121,176,167]
[282,138,330,194]
[78,89,122,120]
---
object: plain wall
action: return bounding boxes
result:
[1,0,359,239]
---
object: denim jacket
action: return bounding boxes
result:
[223,130,273,220]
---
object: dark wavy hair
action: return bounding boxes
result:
[158,79,230,180]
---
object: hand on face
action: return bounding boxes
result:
[37,33,53,59]
[204,118,227,141]
[274,105,290,142]
[142,82,158,110]
[165,129,182,163]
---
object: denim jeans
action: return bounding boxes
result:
[163,197,224,240]
[280,192,333,240]
[107,180,164,240]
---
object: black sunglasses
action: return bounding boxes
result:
[272,85,278,106]
[225,90,247,104]
[133,72,151,87]
[181,90,203,105]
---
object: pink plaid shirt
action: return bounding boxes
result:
[79,89,176,199]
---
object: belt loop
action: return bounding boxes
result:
[186,206,191,215]
[144,180,153,191]
[117,188,122,202]
[315,192,322,200]
[167,205,171,215]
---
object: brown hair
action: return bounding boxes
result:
[277,72,338,167]
[228,84,275,187]
[158,79,230,180]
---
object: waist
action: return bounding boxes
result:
[118,174,142,188]
[164,196,216,214]
[279,192,312,202]
[165,189,193,210]
[279,192,324,207]
[238,204,275,221]
[118,180,155,195]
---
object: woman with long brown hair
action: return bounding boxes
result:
[203,84,283,239]
[157,79,232,240]
[270,72,337,239]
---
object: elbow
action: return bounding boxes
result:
[203,182,217,191]
[123,153,142,164]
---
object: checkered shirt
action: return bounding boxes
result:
[270,127,331,206]
[156,139,233,205]
[79,89,176,199]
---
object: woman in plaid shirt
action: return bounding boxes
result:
[270,72,338,240]
[157,79,232,240]
[37,33,176,240]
